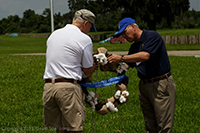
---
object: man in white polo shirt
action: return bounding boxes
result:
[43,9,96,133]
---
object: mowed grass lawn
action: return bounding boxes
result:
[0,34,200,54]
[0,34,200,132]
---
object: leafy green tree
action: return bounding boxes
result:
[20,9,36,32]
[88,0,123,31]
[172,10,200,29]
[0,15,20,34]
[54,12,63,29]
[35,14,45,33]
[68,0,89,12]
[41,8,51,32]
[0,18,10,34]
[67,0,189,30]
[0,1,196,34]
[67,0,123,31]
[116,0,190,30]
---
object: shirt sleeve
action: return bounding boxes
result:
[142,32,163,58]
[82,43,93,68]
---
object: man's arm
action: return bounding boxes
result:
[82,63,97,77]
[107,52,150,63]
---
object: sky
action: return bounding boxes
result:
[189,0,200,11]
[0,0,199,20]
[0,0,70,20]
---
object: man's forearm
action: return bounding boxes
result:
[124,52,150,63]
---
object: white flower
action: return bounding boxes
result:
[86,91,94,101]
[114,90,121,99]
[94,53,108,65]
[119,95,126,103]
[90,101,95,112]
[88,91,95,97]
[114,90,129,103]
[87,91,98,112]
[94,97,98,105]
[122,91,129,97]
[106,102,118,112]
[87,95,92,101]
[116,62,128,74]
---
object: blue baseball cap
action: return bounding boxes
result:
[113,17,136,37]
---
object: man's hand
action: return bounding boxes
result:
[107,54,122,64]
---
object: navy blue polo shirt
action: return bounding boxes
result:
[127,29,171,79]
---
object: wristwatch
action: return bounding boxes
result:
[121,55,124,62]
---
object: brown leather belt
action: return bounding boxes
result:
[142,72,171,84]
[45,78,79,84]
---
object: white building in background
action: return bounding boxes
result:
[189,0,200,11]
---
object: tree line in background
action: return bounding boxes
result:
[0,0,200,34]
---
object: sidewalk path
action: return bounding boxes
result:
[12,51,200,57]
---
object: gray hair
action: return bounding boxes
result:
[134,23,139,28]
[72,15,85,23]
[73,9,96,24]
[126,23,139,29]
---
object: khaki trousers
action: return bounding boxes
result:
[139,76,176,133]
[43,82,86,131]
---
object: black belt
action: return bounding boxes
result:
[142,72,171,84]
[45,78,79,84]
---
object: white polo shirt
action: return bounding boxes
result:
[43,24,93,81]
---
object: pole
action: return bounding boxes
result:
[50,0,54,32]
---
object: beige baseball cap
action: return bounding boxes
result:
[75,9,96,24]
[75,9,97,31]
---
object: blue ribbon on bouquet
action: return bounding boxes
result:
[81,74,129,88]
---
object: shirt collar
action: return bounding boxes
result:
[137,29,146,43]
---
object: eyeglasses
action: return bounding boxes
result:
[121,25,131,35]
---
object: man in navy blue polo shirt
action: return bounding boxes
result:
[107,18,176,133]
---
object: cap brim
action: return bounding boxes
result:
[112,32,121,38]
[112,25,126,38]
[90,23,97,32]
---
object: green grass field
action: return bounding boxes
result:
[0,32,200,132]
[0,55,199,133]
[0,35,200,54]
[0,35,46,54]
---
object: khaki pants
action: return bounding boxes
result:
[43,82,86,131]
[139,76,176,133]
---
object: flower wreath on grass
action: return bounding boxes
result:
[80,47,130,115]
